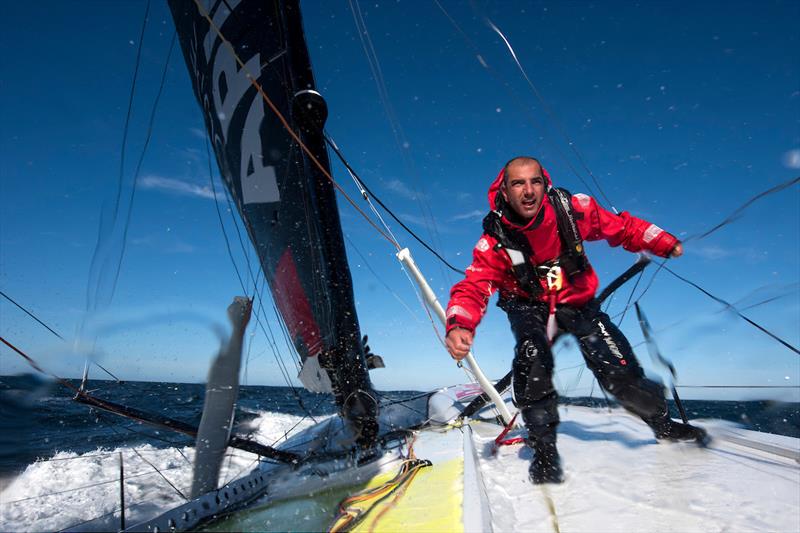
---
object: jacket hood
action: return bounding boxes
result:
[487,164,553,211]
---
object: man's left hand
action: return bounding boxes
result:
[671,243,683,258]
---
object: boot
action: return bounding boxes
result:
[528,441,563,484]
[647,416,709,445]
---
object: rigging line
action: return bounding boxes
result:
[0,289,64,340]
[78,0,152,385]
[325,134,466,275]
[625,177,799,315]
[0,291,121,382]
[481,13,617,213]
[739,293,794,312]
[109,0,150,247]
[615,268,646,328]
[1,336,190,457]
[57,494,175,533]
[95,416,192,463]
[251,294,300,402]
[347,0,453,287]
[3,465,185,505]
[203,141,305,391]
[343,233,421,321]
[34,451,121,462]
[220,174,259,296]
[221,455,260,489]
[108,30,177,304]
[247,272,315,415]
[91,361,122,382]
[431,0,604,204]
[557,362,589,374]
[327,134,401,247]
[243,279,265,385]
[99,416,189,501]
[630,290,798,350]
[267,395,329,447]
[685,176,800,242]
[203,139,306,397]
[191,0,398,251]
[205,137,248,295]
[610,255,668,313]
[662,264,800,355]
[563,364,586,399]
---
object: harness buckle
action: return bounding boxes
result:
[545,265,564,292]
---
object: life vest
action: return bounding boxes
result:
[482,187,588,298]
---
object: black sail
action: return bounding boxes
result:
[168,0,377,442]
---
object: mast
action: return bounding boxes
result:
[168,0,378,444]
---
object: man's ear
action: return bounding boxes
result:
[500,182,508,202]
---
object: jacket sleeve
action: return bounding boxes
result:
[571,193,679,257]
[445,235,509,334]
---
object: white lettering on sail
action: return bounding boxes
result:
[203,0,244,60]
[240,93,280,204]
[210,39,280,204]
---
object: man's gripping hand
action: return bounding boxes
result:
[445,327,474,361]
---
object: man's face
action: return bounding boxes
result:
[501,161,546,221]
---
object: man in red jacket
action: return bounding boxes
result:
[445,156,706,484]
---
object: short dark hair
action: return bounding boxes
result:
[502,156,541,183]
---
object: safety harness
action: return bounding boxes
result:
[483,187,588,342]
[483,187,587,294]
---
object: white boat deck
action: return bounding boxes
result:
[470,405,800,532]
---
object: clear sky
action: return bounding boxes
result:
[1,1,798,402]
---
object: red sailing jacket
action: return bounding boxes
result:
[445,166,679,334]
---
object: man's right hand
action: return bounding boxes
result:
[445,327,474,361]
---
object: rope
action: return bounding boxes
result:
[483,15,616,213]
[615,268,646,327]
[0,289,64,340]
[0,290,121,381]
[325,134,466,275]
[432,0,608,209]
[685,176,799,242]
[347,0,452,287]
[202,133,316,420]
[99,417,189,501]
[343,233,420,320]
[662,265,799,355]
[108,28,176,304]
[206,136,249,296]
[190,0,397,250]
[56,493,175,533]
[328,439,430,532]
[3,464,184,505]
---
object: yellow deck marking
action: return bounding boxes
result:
[351,457,464,533]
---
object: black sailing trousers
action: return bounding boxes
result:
[500,298,668,443]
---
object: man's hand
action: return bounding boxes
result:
[445,327,474,361]
[671,243,683,258]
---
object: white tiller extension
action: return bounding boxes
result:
[396,247,515,425]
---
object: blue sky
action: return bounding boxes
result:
[1,1,798,401]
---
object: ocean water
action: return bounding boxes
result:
[2,375,798,477]
[0,375,797,531]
